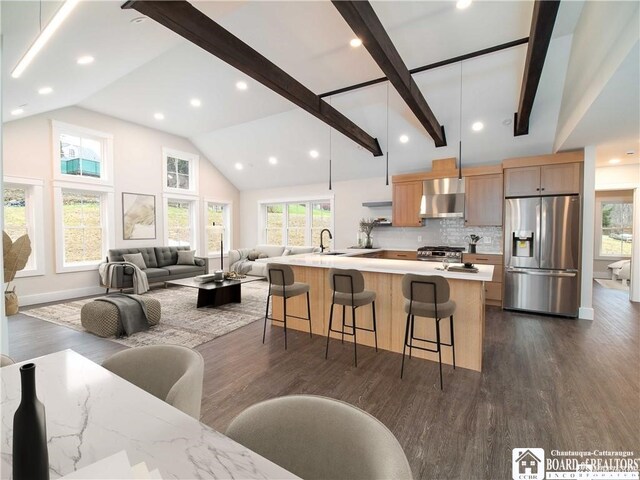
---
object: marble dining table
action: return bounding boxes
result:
[0,349,297,479]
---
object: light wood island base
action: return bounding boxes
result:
[271,265,486,372]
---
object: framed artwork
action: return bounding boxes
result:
[122,192,156,240]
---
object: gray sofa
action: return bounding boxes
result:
[102,246,208,290]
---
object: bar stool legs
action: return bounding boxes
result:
[400,314,456,390]
[325,302,378,367]
[263,292,312,350]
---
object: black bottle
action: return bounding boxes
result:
[13,363,50,480]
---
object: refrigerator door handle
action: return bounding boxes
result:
[505,267,578,278]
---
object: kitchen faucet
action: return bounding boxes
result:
[319,229,333,253]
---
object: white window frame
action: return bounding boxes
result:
[203,199,232,257]
[162,148,199,195]
[595,193,633,260]
[53,181,115,273]
[3,176,45,277]
[51,121,114,186]
[163,193,199,253]
[258,195,335,246]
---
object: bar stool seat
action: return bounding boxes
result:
[271,282,310,298]
[334,290,376,307]
[403,299,456,318]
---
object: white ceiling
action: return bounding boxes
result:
[2,0,635,191]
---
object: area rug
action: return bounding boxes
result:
[595,278,630,292]
[22,281,269,348]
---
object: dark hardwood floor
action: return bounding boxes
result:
[7,282,640,479]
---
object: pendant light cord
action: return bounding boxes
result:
[458,61,463,180]
[328,96,333,191]
[386,82,390,186]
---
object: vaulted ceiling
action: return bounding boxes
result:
[3,1,637,190]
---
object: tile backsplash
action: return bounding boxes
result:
[370,218,503,253]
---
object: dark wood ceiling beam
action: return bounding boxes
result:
[121,0,383,156]
[332,1,446,147]
[514,0,561,136]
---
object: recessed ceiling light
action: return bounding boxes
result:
[130,16,146,24]
[38,86,53,95]
[236,81,248,91]
[309,150,319,158]
[399,134,409,144]
[608,158,621,164]
[268,156,278,165]
[10,108,24,116]
[350,38,363,48]
[235,162,244,170]
[154,112,164,120]
[190,98,201,107]
[456,0,472,10]
[472,121,484,132]
[11,0,79,79]
[77,55,94,65]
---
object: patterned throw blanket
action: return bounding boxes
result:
[98,261,150,294]
[95,294,149,337]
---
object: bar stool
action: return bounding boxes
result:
[263,263,312,350]
[400,274,456,390]
[325,268,378,367]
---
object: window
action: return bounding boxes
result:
[205,202,230,255]
[165,197,197,249]
[61,190,104,265]
[261,198,333,247]
[3,177,45,276]
[52,121,113,185]
[599,200,633,257]
[162,148,199,194]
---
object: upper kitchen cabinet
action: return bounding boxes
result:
[465,173,503,226]
[504,163,582,197]
[392,181,423,227]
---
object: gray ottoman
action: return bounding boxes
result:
[81,295,161,338]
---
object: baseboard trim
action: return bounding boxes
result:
[578,307,595,320]
[20,286,105,307]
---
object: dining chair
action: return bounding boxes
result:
[226,394,413,480]
[102,345,204,419]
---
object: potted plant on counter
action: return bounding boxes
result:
[465,234,483,254]
[359,218,378,249]
[3,232,32,316]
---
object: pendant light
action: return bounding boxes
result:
[458,62,463,181]
[328,96,333,191]
[385,82,390,186]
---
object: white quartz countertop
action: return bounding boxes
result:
[1,350,297,480]
[258,250,493,282]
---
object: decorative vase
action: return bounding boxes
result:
[469,243,477,254]
[13,363,50,480]
[5,291,19,316]
[365,235,373,249]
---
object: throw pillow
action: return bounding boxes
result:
[177,250,196,265]
[283,249,291,256]
[247,250,261,261]
[122,253,147,270]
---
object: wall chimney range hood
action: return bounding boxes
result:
[420,177,465,218]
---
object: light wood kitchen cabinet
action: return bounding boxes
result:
[463,253,503,306]
[392,181,423,227]
[504,163,581,197]
[464,174,503,226]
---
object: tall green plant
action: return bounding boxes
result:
[3,231,32,292]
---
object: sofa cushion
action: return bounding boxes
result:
[155,246,191,267]
[143,268,171,279]
[163,265,204,275]
[247,250,261,261]
[255,245,286,258]
[109,248,158,268]
[177,250,196,265]
[288,246,317,255]
[122,253,147,270]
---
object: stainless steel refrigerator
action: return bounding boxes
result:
[503,195,581,317]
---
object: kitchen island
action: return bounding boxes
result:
[259,251,493,372]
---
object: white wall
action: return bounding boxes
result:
[240,176,502,253]
[595,164,640,190]
[3,106,239,304]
